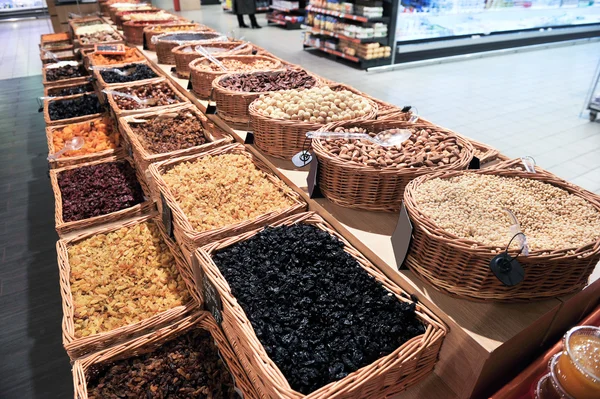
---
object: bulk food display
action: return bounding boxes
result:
[189,55,281,98]
[46,117,121,168]
[50,156,153,235]
[87,46,145,66]
[173,41,253,79]
[213,69,320,126]
[311,120,474,211]
[105,79,189,116]
[73,312,259,399]
[250,86,378,159]
[153,31,227,64]
[44,94,104,126]
[42,61,88,87]
[119,104,233,179]
[403,164,600,301]
[93,62,161,87]
[143,23,209,51]
[57,214,196,359]
[148,144,306,261]
[196,212,446,399]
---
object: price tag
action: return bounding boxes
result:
[142,32,148,50]
[391,202,413,269]
[170,66,176,74]
[187,80,193,90]
[244,132,254,145]
[203,273,223,325]
[160,192,174,239]
[206,104,217,115]
[94,44,126,55]
[307,156,322,198]
[489,253,525,286]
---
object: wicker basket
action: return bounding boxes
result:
[109,4,153,23]
[58,212,198,360]
[41,32,71,45]
[310,120,474,212]
[143,23,209,51]
[40,41,74,53]
[403,165,600,302]
[115,9,165,30]
[44,93,105,127]
[50,155,155,236]
[249,92,378,160]
[147,143,307,263]
[122,20,173,45]
[174,41,252,79]
[118,104,234,199]
[212,69,321,129]
[92,60,163,88]
[154,32,227,65]
[46,116,124,169]
[104,77,190,117]
[42,62,89,87]
[195,211,447,399]
[44,81,95,97]
[72,311,260,399]
[41,49,77,64]
[190,55,281,98]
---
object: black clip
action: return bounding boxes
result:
[205,88,217,114]
[401,105,412,113]
[489,233,526,286]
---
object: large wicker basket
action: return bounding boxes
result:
[91,60,163,88]
[50,155,155,236]
[173,41,252,79]
[154,31,226,64]
[104,77,190,117]
[310,120,474,212]
[72,311,259,399]
[115,9,166,30]
[195,211,447,399]
[143,23,209,51]
[118,104,234,198]
[189,55,281,98]
[41,49,77,64]
[46,116,124,169]
[122,20,174,45]
[147,143,307,263]
[212,69,321,129]
[403,165,600,302]
[58,212,198,360]
[44,93,105,127]
[109,3,153,23]
[249,91,378,160]
[42,62,89,87]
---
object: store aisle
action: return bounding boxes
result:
[0,19,52,80]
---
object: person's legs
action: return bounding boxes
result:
[237,14,249,28]
[249,14,262,29]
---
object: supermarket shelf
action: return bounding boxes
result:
[303,44,391,68]
[223,6,270,12]
[306,5,389,23]
[267,14,303,29]
[307,26,388,44]
[269,4,303,12]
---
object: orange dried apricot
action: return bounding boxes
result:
[51,117,119,158]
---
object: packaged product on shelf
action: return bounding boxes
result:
[57,214,195,359]
[354,4,383,18]
[195,212,446,399]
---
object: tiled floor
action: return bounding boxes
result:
[0,18,52,80]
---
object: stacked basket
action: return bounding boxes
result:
[153,31,226,64]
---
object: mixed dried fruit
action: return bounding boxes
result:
[68,222,189,337]
[48,94,103,121]
[45,62,85,82]
[88,46,145,65]
[129,110,208,154]
[320,126,466,168]
[51,117,119,158]
[162,153,296,232]
[413,173,600,251]
[58,161,144,222]
[111,81,183,110]
[99,63,159,84]
[219,70,317,93]
[86,329,235,398]
[213,223,425,394]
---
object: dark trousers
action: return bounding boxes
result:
[237,14,258,26]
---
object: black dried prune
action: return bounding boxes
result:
[100,63,159,84]
[48,94,103,121]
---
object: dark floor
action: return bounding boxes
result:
[0,75,73,398]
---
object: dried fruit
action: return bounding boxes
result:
[51,117,119,158]
[89,46,145,65]
[112,81,183,110]
[58,161,144,222]
[45,62,85,81]
[219,70,317,93]
[162,154,296,232]
[68,222,190,337]
[47,83,94,97]
[48,94,103,121]
[87,329,235,398]
[100,63,159,84]
[213,223,425,394]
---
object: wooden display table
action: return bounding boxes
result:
[128,45,600,399]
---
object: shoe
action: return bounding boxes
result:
[251,24,262,29]
[239,23,250,28]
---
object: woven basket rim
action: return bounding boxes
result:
[147,143,306,242]
[189,54,281,75]
[311,120,475,174]
[404,163,600,257]
[172,40,247,55]
[196,211,447,398]
[143,23,203,33]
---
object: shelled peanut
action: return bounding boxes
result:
[68,222,190,337]
[194,57,277,72]
[51,117,119,158]
[162,153,296,232]
[320,126,465,168]
[413,173,600,252]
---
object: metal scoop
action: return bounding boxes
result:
[195,45,228,71]
[306,128,413,147]
[102,89,157,106]
[48,136,84,160]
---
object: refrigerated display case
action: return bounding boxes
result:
[0,0,47,17]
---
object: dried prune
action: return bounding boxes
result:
[47,83,94,96]
[87,329,236,398]
[58,161,144,222]
[100,63,159,84]
[48,94,103,121]
[213,224,425,394]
